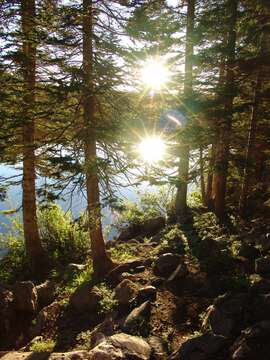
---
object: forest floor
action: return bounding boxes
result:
[1,208,270,359]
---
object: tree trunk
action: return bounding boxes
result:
[22,0,47,270]
[239,73,263,217]
[83,0,114,277]
[175,0,195,221]
[211,0,237,219]
[206,142,215,208]
[199,146,206,205]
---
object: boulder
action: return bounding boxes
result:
[123,301,151,336]
[250,278,270,294]
[12,281,37,313]
[137,286,157,303]
[118,216,165,241]
[89,333,151,360]
[169,333,227,360]
[256,234,270,252]
[36,280,56,308]
[30,301,61,338]
[70,283,101,312]
[251,293,270,322]
[255,256,270,274]
[203,293,247,337]
[230,321,270,360]
[153,253,182,278]
[114,279,137,305]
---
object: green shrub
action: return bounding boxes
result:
[38,204,89,265]
[156,225,186,255]
[29,339,56,352]
[95,282,118,314]
[110,242,139,263]
[0,216,27,283]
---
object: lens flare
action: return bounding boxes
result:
[138,136,166,164]
[141,58,170,90]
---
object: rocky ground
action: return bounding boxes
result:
[1,210,270,359]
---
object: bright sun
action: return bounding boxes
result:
[141,59,169,90]
[138,137,166,164]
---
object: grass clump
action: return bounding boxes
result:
[29,339,56,352]
[95,282,118,314]
[110,242,139,263]
[38,203,89,265]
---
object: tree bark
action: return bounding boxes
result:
[239,72,263,217]
[175,0,195,221]
[211,0,237,219]
[83,0,114,277]
[199,146,206,205]
[21,0,47,270]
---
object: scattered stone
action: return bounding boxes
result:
[137,286,157,303]
[89,332,151,359]
[118,216,165,241]
[169,333,227,360]
[114,279,137,305]
[255,256,270,274]
[153,253,182,278]
[123,300,151,335]
[230,321,270,359]
[12,281,37,313]
[36,280,56,308]
[70,283,101,312]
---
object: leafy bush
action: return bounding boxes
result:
[29,339,56,352]
[156,225,186,255]
[110,242,139,263]
[0,216,27,283]
[187,191,203,208]
[113,186,175,229]
[95,282,118,314]
[38,204,89,265]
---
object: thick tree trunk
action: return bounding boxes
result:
[239,72,263,217]
[83,0,114,277]
[175,0,194,221]
[211,0,237,219]
[206,142,215,208]
[22,0,47,270]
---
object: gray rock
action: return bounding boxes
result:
[153,253,182,278]
[238,243,260,259]
[70,283,101,312]
[114,279,137,305]
[169,333,227,360]
[89,332,151,359]
[12,281,37,313]
[0,287,16,348]
[90,315,116,348]
[123,301,151,335]
[255,256,270,274]
[36,280,56,308]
